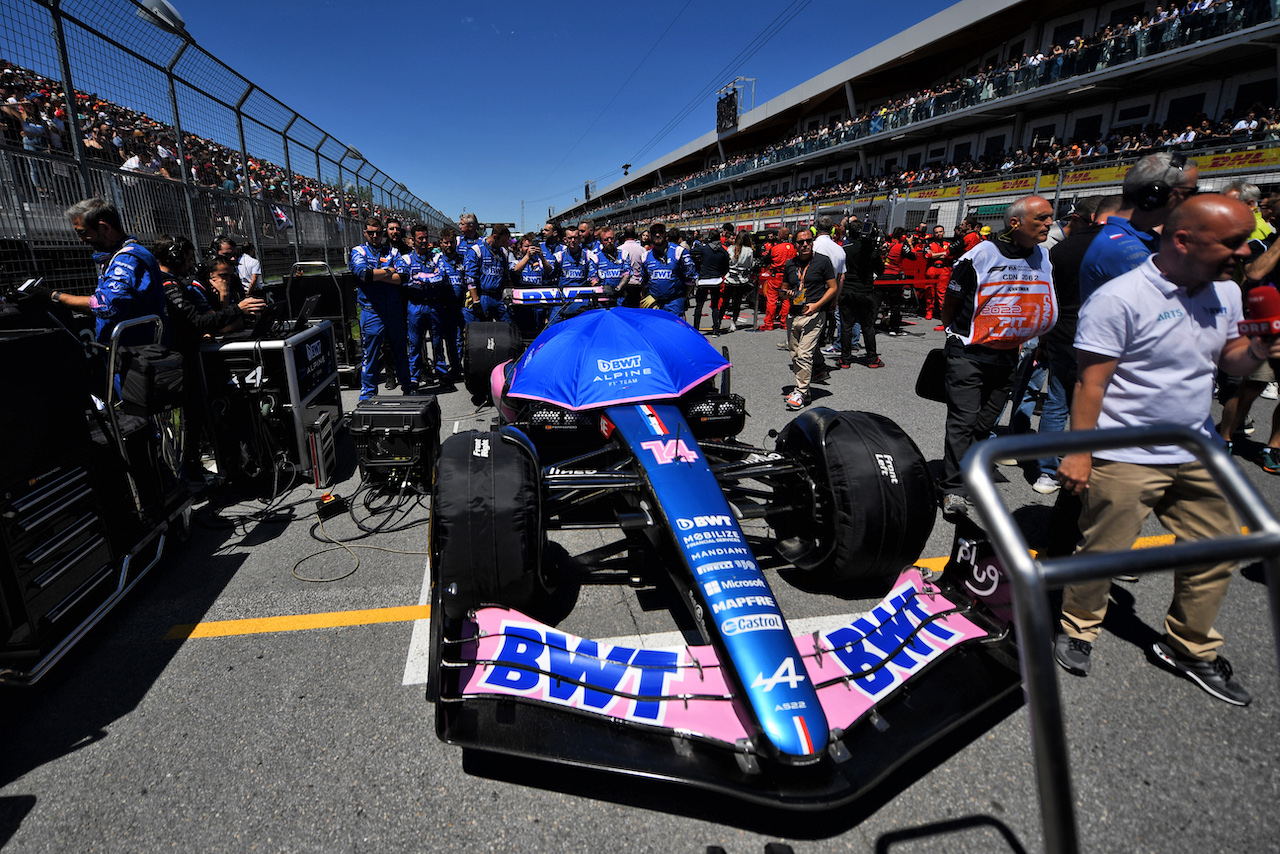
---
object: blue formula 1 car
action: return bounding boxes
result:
[427,307,1020,808]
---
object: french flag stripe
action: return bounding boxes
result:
[639,405,667,435]
[794,716,815,754]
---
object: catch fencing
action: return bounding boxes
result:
[0,0,449,291]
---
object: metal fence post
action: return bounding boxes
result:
[164,42,200,248]
[235,84,258,242]
[281,112,301,265]
[47,0,90,200]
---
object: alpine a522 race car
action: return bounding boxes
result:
[427,306,1020,808]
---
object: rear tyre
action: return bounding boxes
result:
[774,408,936,589]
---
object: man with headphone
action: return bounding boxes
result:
[1078,152,1200,301]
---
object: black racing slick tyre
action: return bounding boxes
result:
[774,408,936,587]
[463,321,522,400]
[432,427,545,619]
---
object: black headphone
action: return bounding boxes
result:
[157,234,193,269]
[1134,151,1188,212]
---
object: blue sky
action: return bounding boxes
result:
[173,0,955,229]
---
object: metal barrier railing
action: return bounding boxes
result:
[0,0,449,291]
[962,425,1280,854]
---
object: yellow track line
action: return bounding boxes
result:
[162,533,1189,640]
[165,605,431,640]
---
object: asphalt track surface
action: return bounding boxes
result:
[3,310,1279,854]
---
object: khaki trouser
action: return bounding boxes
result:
[788,309,824,396]
[1059,458,1239,660]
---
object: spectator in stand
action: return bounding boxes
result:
[236,242,262,293]
[783,231,838,411]
[938,196,1058,518]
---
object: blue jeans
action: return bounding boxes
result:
[1038,344,1076,476]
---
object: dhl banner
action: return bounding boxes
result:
[1199,147,1280,173]
[1047,148,1280,191]
[910,185,963,200]
[964,176,1039,197]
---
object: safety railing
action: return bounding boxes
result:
[962,425,1280,854]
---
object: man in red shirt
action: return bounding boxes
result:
[760,226,796,331]
[924,224,955,322]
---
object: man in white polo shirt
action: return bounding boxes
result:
[1053,195,1280,705]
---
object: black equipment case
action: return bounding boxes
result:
[349,395,441,485]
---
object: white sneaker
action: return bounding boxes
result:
[821,344,840,356]
[785,390,809,411]
[1264,382,1278,401]
[1032,473,1060,494]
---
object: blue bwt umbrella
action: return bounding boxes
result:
[506,308,730,411]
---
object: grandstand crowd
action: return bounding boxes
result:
[577,0,1278,222]
[0,59,410,225]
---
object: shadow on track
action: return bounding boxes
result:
[458,688,1025,842]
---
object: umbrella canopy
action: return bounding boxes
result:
[506,308,729,411]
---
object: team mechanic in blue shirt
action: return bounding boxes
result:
[457,212,483,260]
[589,226,632,297]
[397,223,460,387]
[511,233,554,329]
[41,198,168,348]
[350,216,415,400]
[435,227,468,367]
[463,223,515,322]
[1079,152,1200,301]
[550,229,592,324]
[638,222,697,314]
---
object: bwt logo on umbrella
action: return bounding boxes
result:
[597,355,643,372]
